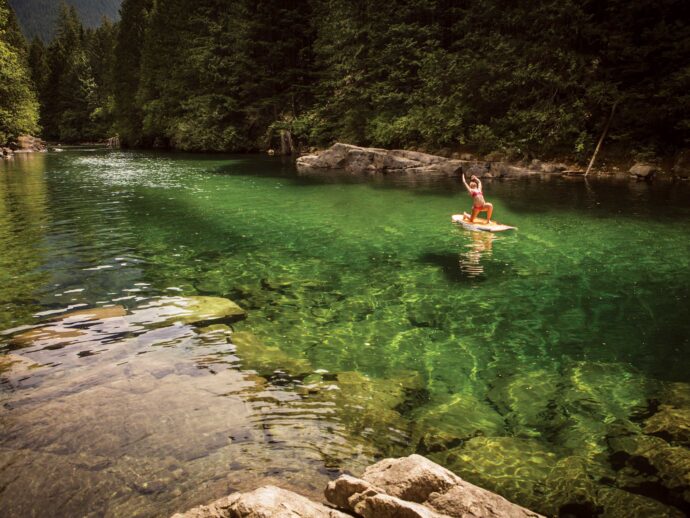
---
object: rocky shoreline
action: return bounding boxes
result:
[296,143,690,181]
[1,135,47,159]
[172,454,544,518]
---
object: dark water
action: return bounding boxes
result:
[1,150,689,517]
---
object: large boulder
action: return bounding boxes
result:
[297,143,469,176]
[12,135,46,152]
[629,163,658,179]
[172,485,350,518]
[326,454,544,518]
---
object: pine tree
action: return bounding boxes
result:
[86,18,117,137]
[113,0,152,146]
[0,0,40,144]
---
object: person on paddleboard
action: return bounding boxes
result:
[462,173,493,223]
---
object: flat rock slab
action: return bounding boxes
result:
[172,486,350,518]
[296,143,544,177]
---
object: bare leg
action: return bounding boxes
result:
[485,203,493,223]
[470,207,481,222]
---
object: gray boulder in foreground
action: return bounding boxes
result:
[172,455,544,518]
[171,486,350,518]
[326,454,544,518]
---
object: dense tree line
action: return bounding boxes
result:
[8,0,121,41]
[111,0,690,159]
[0,0,39,145]
[25,3,117,143]
[4,0,690,159]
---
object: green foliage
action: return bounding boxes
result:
[0,0,40,144]
[18,0,690,156]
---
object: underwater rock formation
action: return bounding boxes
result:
[9,297,247,350]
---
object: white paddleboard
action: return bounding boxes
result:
[451,213,516,232]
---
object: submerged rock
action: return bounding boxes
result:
[128,296,246,327]
[644,381,690,446]
[9,297,245,351]
[231,331,312,376]
[411,392,505,451]
[298,370,423,446]
[436,436,558,513]
[55,305,128,323]
[644,405,690,446]
[597,487,685,518]
[486,368,562,433]
[0,353,40,375]
[608,433,690,511]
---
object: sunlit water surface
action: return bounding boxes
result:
[1,150,689,517]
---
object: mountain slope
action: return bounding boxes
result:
[8,0,121,40]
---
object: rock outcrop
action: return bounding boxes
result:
[2,135,47,159]
[629,162,658,179]
[173,454,544,518]
[14,135,46,152]
[172,486,351,518]
[325,454,543,518]
[296,143,544,178]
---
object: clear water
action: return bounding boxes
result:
[1,150,689,517]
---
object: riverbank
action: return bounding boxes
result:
[1,135,46,159]
[296,143,690,181]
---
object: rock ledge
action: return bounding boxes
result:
[172,454,544,518]
[296,142,551,178]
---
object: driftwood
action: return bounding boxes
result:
[585,102,618,176]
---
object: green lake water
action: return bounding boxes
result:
[1,150,689,517]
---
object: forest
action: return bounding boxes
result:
[8,0,121,41]
[2,0,690,162]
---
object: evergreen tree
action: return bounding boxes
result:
[113,0,152,146]
[23,0,690,158]
[0,0,40,144]
[86,18,117,137]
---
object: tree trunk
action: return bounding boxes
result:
[280,129,295,155]
[585,102,618,176]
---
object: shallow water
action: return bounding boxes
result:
[1,150,689,517]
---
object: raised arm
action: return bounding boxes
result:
[461,173,471,193]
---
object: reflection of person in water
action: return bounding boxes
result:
[459,231,495,277]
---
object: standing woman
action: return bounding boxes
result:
[462,174,493,223]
